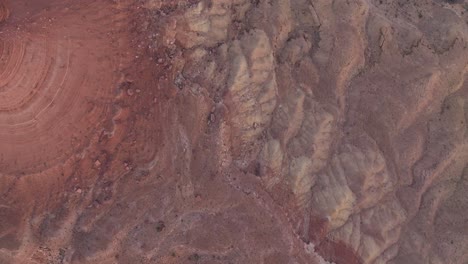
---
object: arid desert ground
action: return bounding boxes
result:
[0,0,467,263]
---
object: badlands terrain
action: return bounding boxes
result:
[0,0,467,263]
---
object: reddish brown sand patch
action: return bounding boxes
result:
[316,240,363,264]
[0,0,135,174]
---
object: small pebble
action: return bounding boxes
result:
[208,113,215,123]
[124,162,131,171]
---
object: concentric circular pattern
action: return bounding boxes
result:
[0,0,466,263]
[0,0,129,174]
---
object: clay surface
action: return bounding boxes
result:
[0,0,467,263]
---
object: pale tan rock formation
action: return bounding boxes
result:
[0,0,467,263]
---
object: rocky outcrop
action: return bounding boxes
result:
[0,0,467,263]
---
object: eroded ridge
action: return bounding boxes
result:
[0,2,8,23]
[0,0,467,263]
[165,0,468,263]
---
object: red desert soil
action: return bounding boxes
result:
[0,0,467,263]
